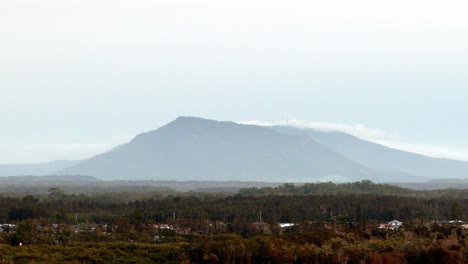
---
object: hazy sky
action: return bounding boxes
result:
[1,0,467,163]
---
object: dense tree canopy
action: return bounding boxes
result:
[0,181,467,263]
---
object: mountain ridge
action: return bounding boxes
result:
[57,116,418,182]
[270,125,468,179]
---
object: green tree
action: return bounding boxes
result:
[48,187,66,201]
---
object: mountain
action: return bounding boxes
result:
[270,126,468,180]
[0,160,80,176]
[57,117,416,182]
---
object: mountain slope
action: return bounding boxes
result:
[270,126,468,179]
[57,117,416,182]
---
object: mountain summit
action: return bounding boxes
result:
[58,117,411,182]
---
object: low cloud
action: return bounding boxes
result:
[241,119,468,162]
[241,119,388,141]
[374,140,468,162]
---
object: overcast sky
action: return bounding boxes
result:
[1,0,467,163]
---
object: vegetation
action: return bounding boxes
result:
[239,180,468,198]
[0,181,466,263]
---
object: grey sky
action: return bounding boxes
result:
[1,0,467,163]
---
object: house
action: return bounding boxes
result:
[279,223,295,229]
[153,224,174,230]
[378,220,403,230]
[0,224,15,233]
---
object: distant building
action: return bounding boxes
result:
[378,220,403,230]
[0,224,15,233]
[153,224,174,230]
[278,223,295,229]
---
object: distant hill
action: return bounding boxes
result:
[0,160,80,176]
[0,174,97,183]
[270,126,468,180]
[57,117,416,182]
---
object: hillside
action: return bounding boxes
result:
[271,126,468,180]
[57,117,415,182]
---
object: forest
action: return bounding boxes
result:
[0,181,467,263]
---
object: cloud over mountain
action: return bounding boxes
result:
[243,119,468,162]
